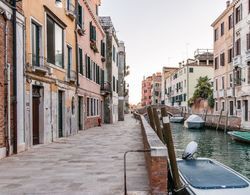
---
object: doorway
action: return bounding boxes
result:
[78,96,83,130]
[229,101,234,116]
[58,91,64,137]
[32,86,41,145]
[244,100,248,121]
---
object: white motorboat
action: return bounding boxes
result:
[176,142,250,195]
[184,114,205,129]
[170,116,184,123]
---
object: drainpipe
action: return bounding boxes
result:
[75,0,79,88]
[12,0,17,154]
[232,3,236,115]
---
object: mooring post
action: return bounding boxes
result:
[204,109,208,123]
[161,107,182,192]
[153,108,164,143]
[216,109,223,131]
[224,111,229,133]
[147,106,156,132]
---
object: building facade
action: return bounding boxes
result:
[212,1,236,119]
[141,76,152,106]
[151,72,162,105]
[212,0,250,129]
[0,0,25,158]
[100,16,119,124]
[77,0,106,129]
[164,50,214,111]
[22,0,78,148]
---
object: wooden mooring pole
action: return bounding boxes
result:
[161,107,183,193]
[147,106,156,132]
[224,111,229,132]
[152,108,164,143]
[216,109,223,131]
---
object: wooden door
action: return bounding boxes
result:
[32,87,40,145]
[245,100,248,121]
[58,91,63,137]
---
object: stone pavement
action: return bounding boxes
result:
[0,115,149,195]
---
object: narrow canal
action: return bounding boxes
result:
[171,123,250,179]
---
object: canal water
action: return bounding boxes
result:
[171,123,250,179]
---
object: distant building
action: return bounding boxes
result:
[141,76,152,106]
[100,16,119,124]
[163,49,214,111]
[151,73,162,105]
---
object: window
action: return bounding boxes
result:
[31,22,41,66]
[86,56,91,79]
[222,102,225,111]
[247,33,250,50]
[66,0,73,11]
[235,68,242,85]
[101,40,106,57]
[221,22,224,36]
[248,65,250,84]
[93,62,96,82]
[229,74,233,87]
[71,97,75,115]
[101,69,104,86]
[214,57,219,69]
[237,100,241,109]
[235,5,242,24]
[228,14,233,30]
[222,76,224,89]
[235,38,241,56]
[220,53,225,66]
[215,102,218,111]
[228,48,233,63]
[230,101,234,116]
[90,22,96,42]
[249,0,250,13]
[78,3,83,28]
[116,79,118,93]
[113,76,115,92]
[189,68,194,73]
[214,28,219,41]
[47,16,64,68]
[67,45,72,78]
[96,65,100,84]
[87,98,90,116]
[113,46,116,62]
[215,79,218,90]
[79,48,83,75]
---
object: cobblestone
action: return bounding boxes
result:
[0,115,149,195]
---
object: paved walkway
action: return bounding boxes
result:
[0,115,149,195]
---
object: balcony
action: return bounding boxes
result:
[67,70,77,83]
[246,50,250,61]
[28,54,48,74]
[218,89,226,98]
[65,2,76,20]
[233,55,242,67]
[227,88,233,97]
[213,90,218,99]
[101,82,111,96]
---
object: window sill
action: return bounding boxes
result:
[47,63,66,73]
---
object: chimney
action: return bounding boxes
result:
[226,1,230,8]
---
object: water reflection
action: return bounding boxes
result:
[171,123,250,179]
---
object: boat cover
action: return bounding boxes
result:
[186,115,204,123]
[178,159,249,189]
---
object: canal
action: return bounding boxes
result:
[171,123,250,179]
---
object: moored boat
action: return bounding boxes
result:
[170,116,184,123]
[177,158,250,195]
[184,114,205,129]
[228,131,250,144]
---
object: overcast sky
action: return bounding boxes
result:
[100,0,227,104]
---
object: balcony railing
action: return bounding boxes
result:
[68,70,77,82]
[218,89,226,98]
[66,2,76,20]
[28,54,48,74]
[101,82,111,96]
[233,55,242,67]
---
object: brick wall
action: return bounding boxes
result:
[0,13,14,149]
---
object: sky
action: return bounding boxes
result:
[100,0,227,104]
